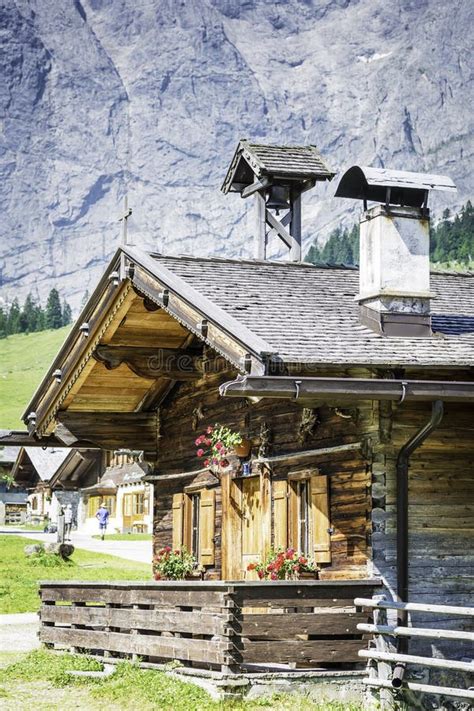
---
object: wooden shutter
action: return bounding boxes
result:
[199,488,216,566]
[311,474,331,563]
[273,479,288,550]
[172,492,184,549]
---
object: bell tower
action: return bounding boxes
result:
[221,141,334,261]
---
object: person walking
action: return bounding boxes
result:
[95,502,110,540]
[64,504,73,540]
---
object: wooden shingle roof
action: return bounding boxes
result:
[221,140,335,193]
[150,254,474,368]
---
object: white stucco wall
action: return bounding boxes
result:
[79,482,153,534]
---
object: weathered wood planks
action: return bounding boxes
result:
[38,579,381,671]
[241,639,363,665]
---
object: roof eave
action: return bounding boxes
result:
[22,247,124,423]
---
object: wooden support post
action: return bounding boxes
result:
[131,603,139,662]
[69,601,85,654]
[221,586,241,674]
[221,472,242,580]
[256,192,266,260]
[103,602,113,658]
[371,595,395,710]
[290,191,302,261]
[40,594,55,648]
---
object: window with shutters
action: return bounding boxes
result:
[172,488,215,567]
[283,470,332,565]
[88,495,116,518]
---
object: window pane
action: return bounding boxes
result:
[191,493,200,559]
[298,481,309,556]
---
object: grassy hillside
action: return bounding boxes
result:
[0,327,70,429]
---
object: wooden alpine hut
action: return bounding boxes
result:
[1,143,472,703]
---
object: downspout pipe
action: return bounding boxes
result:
[392,399,444,688]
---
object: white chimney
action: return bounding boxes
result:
[335,166,456,337]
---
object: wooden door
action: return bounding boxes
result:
[123,492,147,532]
[241,476,261,578]
[123,493,133,531]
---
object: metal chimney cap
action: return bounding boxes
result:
[334,165,456,207]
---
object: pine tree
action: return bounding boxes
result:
[61,299,72,326]
[7,299,21,335]
[0,307,7,339]
[34,300,45,331]
[45,288,63,329]
[20,293,38,333]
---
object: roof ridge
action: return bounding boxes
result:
[148,252,357,271]
[431,269,473,277]
[149,252,473,277]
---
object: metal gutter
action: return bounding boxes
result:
[392,400,444,688]
[219,375,474,402]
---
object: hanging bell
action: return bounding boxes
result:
[266,185,290,214]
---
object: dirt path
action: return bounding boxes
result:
[0,613,40,652]
[0,528,152,564]
[0,680,105,710]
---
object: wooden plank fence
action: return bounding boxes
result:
[39,579,381,673]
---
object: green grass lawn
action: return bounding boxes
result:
[0,535,151,613]
[0,327,70,429]
[91,533,152,541]
[0,650,367,711]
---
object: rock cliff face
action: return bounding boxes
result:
[1,0,472,309]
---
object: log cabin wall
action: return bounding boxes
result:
[372,377,474,662]
[152,356,379,581]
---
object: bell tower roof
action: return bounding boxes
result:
[221,140,335,194]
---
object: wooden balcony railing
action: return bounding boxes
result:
[39,579,381,674]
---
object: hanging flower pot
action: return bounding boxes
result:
[194,424,247,471]
[232,438,251,458]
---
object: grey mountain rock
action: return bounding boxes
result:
[1,0,472,309]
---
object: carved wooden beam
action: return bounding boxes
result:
[56,411,159,458]
[0,429,81,448]
[241,176,272,199]
[93,345,204,380]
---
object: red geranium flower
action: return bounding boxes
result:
[204,459,210,467]
[196,448,204,457]
[207,426,213,434]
